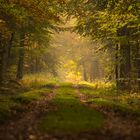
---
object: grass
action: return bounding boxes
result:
[78,82,116,96]
[39,86,104,134]
[21,73,58,88]
[57,82,74,87]
[0,73,57,122]
[1,78,140,132]
[78,82,140,115]
[13,88,53,104]
[55,86,76,98]
[78,81,114,89]
[88,98,139,114]
[0,87,53,122]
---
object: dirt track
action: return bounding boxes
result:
[0,87,140,140]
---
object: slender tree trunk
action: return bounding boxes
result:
[90,61,94,82]
[136,42,140,90]
[0,44,6,82]
[115,44,119,89]
[138,60,140,89]
[0,46,9,82]
[92,60,100,80]
[0,40,10,82]
[117,26,131,90]
[0,39,4,82]
[132,42,140,90]
[30,52,35,74]
[119,43,131,90]
[83,62,88,81]
[16,31,25,80]
[130,42,139,90]
[7,33,14,66]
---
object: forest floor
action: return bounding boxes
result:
[0,82,140,140]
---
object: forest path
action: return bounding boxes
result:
[0,85,140,140]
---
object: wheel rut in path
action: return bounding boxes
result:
[0,87,57,140]
[76,88,140,140]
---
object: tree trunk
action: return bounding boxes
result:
[0,40,9,82]
[90,61,94,82]
[16,31,25,80]
[115,44,119,89]
[92,60,100,80]
[83,62,88,81]
[138,59,140,89]
[117,26,131,90]
[119,43,131,90]
[131,42,140,90]
[0,44,7,82]
[7,33,14,66]
[135,42,140,90]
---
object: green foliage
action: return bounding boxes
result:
[0,0,67,81]
[67,0,140,43]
